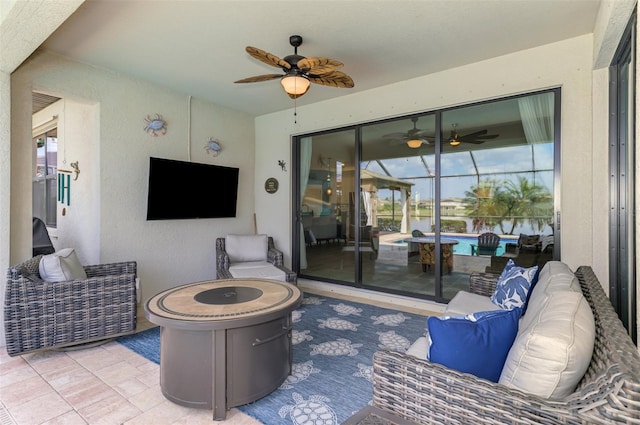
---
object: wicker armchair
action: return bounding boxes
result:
[372,266,640,424]
[216,236,296,283]
[4,255,137,356]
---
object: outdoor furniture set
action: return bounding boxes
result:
[215,234,297,283]
[372,262,640,424]
[4,250,137,356]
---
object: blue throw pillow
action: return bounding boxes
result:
[428,308,521,382]
[490,259,538,310]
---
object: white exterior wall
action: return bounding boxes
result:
[11,50,256,304]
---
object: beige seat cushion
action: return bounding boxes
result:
[229,262,286,281]
[445,291,501,317]
[499,290,595,400]
[225,234,268,262]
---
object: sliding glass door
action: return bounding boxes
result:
[294,90,559,302]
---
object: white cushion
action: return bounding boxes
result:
[406,336,430,360]
[39,248,87,282]
[445,291,501,316]
[229,261,273,270]
[225,234,268,263]
[499,290,595,400]
[229,265,286,281]
[535,261,580,295]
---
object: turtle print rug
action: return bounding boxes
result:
[118,294,430,424]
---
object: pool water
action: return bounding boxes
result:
[450,236,509,256]
[396,235,516,256]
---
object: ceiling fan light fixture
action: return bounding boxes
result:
[406,139,422,148]
[281,74,310,95]
[449,139,461,147]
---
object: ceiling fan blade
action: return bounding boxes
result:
[234,74,283,83]
[460,139,487,144]
[297,57,343,75]
[383,132,410,139]
[475,134,499,140]
[245,46,291,70]
[308,71,354,88]
[460,129,488,139]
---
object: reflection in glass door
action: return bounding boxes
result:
[360,114,437,298]
[295,90,559,303]
[296,130,356,284]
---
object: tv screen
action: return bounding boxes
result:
[146,157,239,220]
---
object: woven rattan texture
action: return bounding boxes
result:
[215,236,297,283]
[372,266,640,424]
[4,259,137,356]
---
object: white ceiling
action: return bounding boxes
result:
[40,0,601,118]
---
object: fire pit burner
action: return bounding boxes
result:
[194,286,263,305]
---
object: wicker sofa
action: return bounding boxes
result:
[4,255,137,356]
[372,265,640,424]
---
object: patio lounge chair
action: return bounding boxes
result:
[470,232,500,256]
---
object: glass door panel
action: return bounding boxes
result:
[360,114,437,297]
[294,90,558,304]
[298,130,355,283]
[441,93,556,298]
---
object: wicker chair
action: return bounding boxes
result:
[216,236,297,283]
[372,266,640,424]
[4,255,137,356]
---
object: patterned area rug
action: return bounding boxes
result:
[117,295,429,424]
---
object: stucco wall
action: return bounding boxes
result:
[11,50,256,303]
[255,35,597,278]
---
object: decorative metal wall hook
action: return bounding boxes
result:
[70,161,80,181]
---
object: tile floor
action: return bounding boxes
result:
[0,290,442,425]
[0,310,261,425]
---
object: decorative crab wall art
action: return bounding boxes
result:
[205,139,222,156]
[144,114,167,136]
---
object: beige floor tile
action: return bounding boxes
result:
[127,384,165,412]
[135,367,159,388]
[41,410,88,425]
[57,375,120,411]
[0,363,38,389]
[122,399,191,425]
[113,376,151,398]
[0,355,27,375]
[40,360,93,391]
[93,360,144,386]
[8,392,72,425]
[65,347,123,372]
[77,393,141,425]
[26,351,78,375]
[171,408,262,425]
[0,375,54,409]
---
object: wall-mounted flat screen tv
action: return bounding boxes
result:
[146,157,239,220]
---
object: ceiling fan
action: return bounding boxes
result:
[448,123,499,146]
[234,35,354,99]
[383,117,434,148]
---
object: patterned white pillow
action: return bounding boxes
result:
[491,259,538,310]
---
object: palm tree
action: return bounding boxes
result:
[493,177,552,234]
[463,177,552,235]
[462,179,502,232]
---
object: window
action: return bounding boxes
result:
[294,89,559,303]
[33,127,57,227]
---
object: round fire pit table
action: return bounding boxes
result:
[145,278,302,421]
